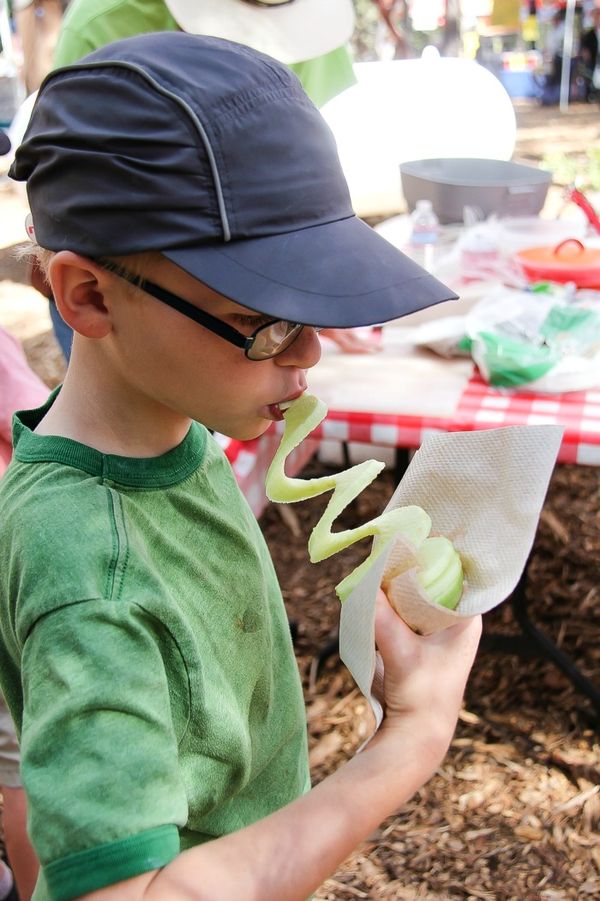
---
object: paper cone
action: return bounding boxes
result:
[338,425,563,727]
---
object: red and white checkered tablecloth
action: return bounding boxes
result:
[453,374,600,466]
[305,373,600,466]
[216,372,600,516]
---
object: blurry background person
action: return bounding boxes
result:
[11,1,69,92]
[54,0,357,107]
[0,320,45,901]
[580,2,600,97]
[0,126,44,901]
[545,6,567,88]
[0,327,45,901]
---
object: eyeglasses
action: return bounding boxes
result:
[96,259,314,361]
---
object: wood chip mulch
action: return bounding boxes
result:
[261,457,600,901]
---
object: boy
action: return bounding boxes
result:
[0,33,481,900]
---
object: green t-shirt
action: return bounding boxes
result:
[53,0,356,107]
[290,47,356,108]
[0,396,310,901]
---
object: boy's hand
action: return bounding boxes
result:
[373,589,481,759]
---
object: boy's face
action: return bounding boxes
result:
[102,256,322,441]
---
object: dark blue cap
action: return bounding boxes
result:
[10,32,457,327]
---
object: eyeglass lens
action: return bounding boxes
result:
[248,321,304,360]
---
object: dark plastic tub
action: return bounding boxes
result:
[399,158,552,224]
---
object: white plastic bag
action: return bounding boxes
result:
[465,285,600,393]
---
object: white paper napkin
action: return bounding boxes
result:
[339,425,563,728]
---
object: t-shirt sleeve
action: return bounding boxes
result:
[53,27,97,68]
[52,6,179,69]
[290,45,357,108]
[20,599,189,901]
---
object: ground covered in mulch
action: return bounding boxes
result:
[260,455,599,901]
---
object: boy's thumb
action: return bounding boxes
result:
[374,588,415,655]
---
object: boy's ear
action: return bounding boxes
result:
[47,252,114,339]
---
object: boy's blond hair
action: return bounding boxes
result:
[20,243,159,290]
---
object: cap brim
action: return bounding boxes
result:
[164,216,458,328]
[165,0,355,64]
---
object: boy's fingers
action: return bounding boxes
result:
[375,588,482,662]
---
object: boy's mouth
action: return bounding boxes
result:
[266,394,303,422]
[267,405,285,421]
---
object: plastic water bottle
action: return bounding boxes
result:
[460,226,499,282]
[409,199,439,271]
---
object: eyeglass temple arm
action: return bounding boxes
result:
[138,277,251,349]
[95,258,250,350]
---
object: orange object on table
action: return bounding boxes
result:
[515,239,600,288]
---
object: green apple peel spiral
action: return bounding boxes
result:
[265,393,464,609]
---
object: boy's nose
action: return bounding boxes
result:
[276,326,321,370]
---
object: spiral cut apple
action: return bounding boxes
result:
[265,393,464,609]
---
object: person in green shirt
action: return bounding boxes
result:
[1,31,480,901]
[54,0,357,108]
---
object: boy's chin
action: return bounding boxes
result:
[220,419,273,442]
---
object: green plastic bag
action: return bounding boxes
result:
[474,331,558,388]
[469,286,600,389]
[540,306,600,348]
